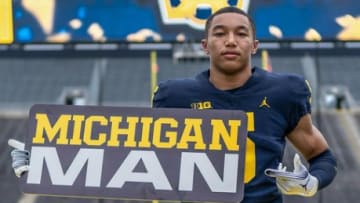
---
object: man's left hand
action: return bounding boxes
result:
[264,154,318,197]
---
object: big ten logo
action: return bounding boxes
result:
[191,101,212,109]
[158,0,251,30]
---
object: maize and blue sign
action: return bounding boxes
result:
[20,104,248,202]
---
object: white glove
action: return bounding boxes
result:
[264,154,318,197]
[8,139,30,178]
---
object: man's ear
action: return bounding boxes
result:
[252,40,259,54]
[201,39,209,55]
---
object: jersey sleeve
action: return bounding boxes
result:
[152,82,167,108]
[286,76,312,133]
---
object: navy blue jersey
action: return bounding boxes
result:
[152,67,312,203]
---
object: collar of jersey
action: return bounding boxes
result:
[196,66,264,93]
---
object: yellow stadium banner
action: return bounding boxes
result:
[150,51,159,102]
[0,0,14,44]
[261,50,272,72]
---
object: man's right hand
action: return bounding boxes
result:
[8,139,29,177]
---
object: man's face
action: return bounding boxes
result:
[202,13,258,75]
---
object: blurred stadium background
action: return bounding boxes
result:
[1,0,360,203]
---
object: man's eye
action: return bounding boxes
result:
[238,32,248,36]
[214,32,225,36]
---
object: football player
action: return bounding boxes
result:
[152,6,337,202]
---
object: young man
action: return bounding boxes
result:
[152,6,337,203]
[10,6,336,203]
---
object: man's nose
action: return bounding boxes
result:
[225,33,237,46]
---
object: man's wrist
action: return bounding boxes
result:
[309,149,337,190]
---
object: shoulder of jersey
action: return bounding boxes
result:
[159,77,201,90]
[261,69,305,87]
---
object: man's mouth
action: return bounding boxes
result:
[222,51,240,59]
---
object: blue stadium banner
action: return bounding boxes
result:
[20,104,248,202]
[12,0,360,42]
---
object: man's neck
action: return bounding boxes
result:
[209,67,252,90]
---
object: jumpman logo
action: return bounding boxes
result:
[259,97,271,108]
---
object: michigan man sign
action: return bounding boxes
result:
[20,104,248,202]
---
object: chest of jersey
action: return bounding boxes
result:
[186,90,287,135]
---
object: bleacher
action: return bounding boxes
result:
[0,58,94,107]
[0,54,308,108]
[318,55,360,101]
[0,116,26,202]
[102,58,151,106]
[102,54,305,106]
[0,53,359,203]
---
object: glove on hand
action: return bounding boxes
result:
[8,139,29,178]
[265,154,318,197]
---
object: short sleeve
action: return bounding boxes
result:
[286,77,312,133]
[152,82,168,108]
